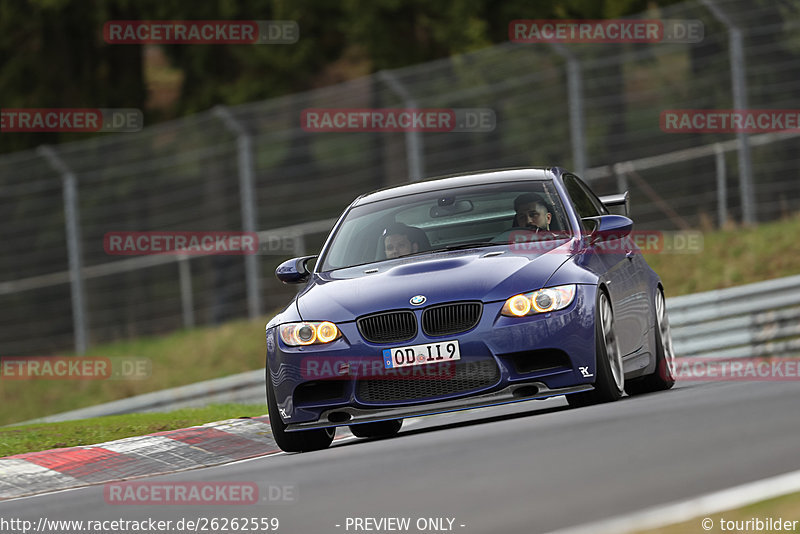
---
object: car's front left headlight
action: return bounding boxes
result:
[279,321,341,346]
[501,284,577,317]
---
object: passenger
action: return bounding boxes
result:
[383,223,427,259]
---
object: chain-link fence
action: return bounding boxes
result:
[2,0,800,356]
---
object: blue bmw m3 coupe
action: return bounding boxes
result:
[266,167,675,452]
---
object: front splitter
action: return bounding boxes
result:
[285,382,592,431]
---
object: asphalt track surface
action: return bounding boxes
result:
[2,380,800,534]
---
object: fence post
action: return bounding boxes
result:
[213,106,263,319]
[702,0,756,225]
[715,143,728,227]
[178,256,195,328]
[378,70,425,182]
[613,162,629,195]
[38,146,88,354]
[550,44,587,177]
[292,231,307,295]
[292,231,306,257]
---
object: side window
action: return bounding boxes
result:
[564,175,600,221]
[574,176,609,215]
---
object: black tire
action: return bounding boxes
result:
[349,419,403,439]
[266,375,334,452]
[567,289,625,407]
[626,288,676,395]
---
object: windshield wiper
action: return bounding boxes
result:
[428,242,499,253]
[394,242,499,260]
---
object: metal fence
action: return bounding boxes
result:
[2,0,800,356]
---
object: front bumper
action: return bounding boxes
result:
[267,284,599,429]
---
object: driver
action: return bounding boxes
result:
[513,193,552,232]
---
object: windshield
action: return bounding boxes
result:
[319,180,571,271]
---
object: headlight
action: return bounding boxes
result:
[501,285,576,317]
[279,321,341,346]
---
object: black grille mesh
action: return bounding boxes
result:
[356,359,500,403]
[422,302,482,337]
[357,310,417,343]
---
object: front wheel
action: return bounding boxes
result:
[626,288,676,395]
[567,290,625,407]
[266,375,334,452]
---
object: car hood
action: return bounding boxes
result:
[296,243,575,322]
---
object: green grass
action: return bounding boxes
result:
[0,404,267,458]
[0,314,276,426]
[644,214,800,298]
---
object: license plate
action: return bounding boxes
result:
[383,340,461,369]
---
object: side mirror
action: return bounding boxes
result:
[275,255,317,284]
[582,215,633,243]
[599,191,630,217]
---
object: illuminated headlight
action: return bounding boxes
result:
[279,321,341,346]
[501,285,577,317]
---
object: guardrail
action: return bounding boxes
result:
[669,274,800,359]
[12,369,266,425]
[13,274,800,425]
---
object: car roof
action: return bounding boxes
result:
[352,167,563,206]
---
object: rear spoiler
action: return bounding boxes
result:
[598,191,629,217]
